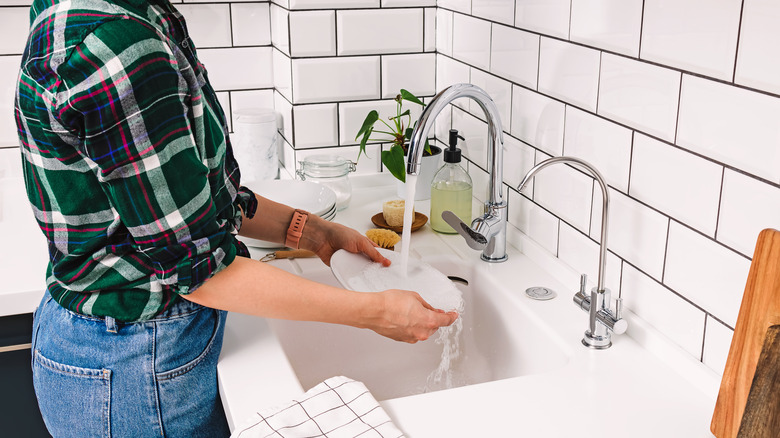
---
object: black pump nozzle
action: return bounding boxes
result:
[445,129,465,163]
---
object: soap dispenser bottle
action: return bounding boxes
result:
[430,129,473,234]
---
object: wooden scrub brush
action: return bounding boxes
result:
[366,228,401,250]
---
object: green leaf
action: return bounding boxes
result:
[400,89,424,106]
[355,110,379,140]
[357,128,372,161]
[389,109,411,121]
[381,144,406,183]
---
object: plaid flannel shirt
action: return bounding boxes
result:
[15,0,257,321]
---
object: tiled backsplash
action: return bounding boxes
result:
[2,0,780,378]
[435,0,779,378]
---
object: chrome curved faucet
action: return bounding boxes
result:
[517,156,627,349]
[407,83,508,262]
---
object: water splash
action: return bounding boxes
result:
[425,301,464,391]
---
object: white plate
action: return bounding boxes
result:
[330,248,398,291]
[330,248,463,311]
[237,236,283,249]
[249,180,336,217]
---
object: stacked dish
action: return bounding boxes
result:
[239,180,337,248]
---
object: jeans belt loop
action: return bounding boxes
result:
[105,316,118,334]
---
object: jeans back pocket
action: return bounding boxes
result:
[33,349,112,438]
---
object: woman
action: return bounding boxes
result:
[15,0,458,435]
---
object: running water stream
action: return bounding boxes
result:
[396,174,464,392]
[398,175,417,276]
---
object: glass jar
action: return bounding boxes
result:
[296,155,356,211]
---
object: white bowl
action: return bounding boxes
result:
[248,180,336,217]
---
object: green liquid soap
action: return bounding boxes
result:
[430,129,473,234]
[430,181,472,234]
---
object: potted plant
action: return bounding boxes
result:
[355,89,442,199]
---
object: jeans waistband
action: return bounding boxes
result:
[43,290,209,333]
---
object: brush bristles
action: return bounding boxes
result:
[366,228,401,250]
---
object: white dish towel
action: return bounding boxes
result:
[231,376,405,438]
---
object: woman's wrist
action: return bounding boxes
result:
[297,213,330,252]
[284,209,310,249]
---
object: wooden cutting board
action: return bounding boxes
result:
[736,325,780,437]
[711,228,780,437]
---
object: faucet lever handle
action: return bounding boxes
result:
[441,210,487,250]
[579,274,588,295]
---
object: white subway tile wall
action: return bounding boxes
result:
[538,37,601,111]
[641,0,742,81]
[337,9,424,56]
[380,53,436,99]
[702,316,735,375]
[489,24,539,89]
[198,47,274,90]
[677,74,780,183]
[597,53,681,142]
[270,4,290,55]
[471,0,513,26]
[664,221,751,328]
[452,13,491,70]
[292,56,380,103]
[718,170,780,257]
[289,11,336,57]
[292,104,338,148]
[629,134,723,237]
[515,0,571,39]
[177,4,232,48]
[735,0,780,95]
[2,0,778,377]
[621,263,706,358]
[569,0,642,57]
[510,85,565,157]
[231,3,271,46]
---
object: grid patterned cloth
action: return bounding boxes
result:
[232,377,405,438]
[15,0,256,321]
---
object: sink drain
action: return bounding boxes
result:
[525,286,557,300]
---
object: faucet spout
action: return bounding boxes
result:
[517,156,610,292]
[408,84,507,262]
[517,156,626,349]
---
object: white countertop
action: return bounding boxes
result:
[218,174,720,438]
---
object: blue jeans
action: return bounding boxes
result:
[31,292,230,437]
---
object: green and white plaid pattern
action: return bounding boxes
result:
[15,0,257,321]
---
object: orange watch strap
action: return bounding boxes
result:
[285,209,309,249]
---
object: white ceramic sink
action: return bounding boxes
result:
[267,255,574,401]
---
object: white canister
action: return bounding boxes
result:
[233,108,279,183]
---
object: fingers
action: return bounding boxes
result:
[435,310,459,327]
[412,294,458,325]
[359,236,391,267]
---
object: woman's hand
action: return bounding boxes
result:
[364,289,459,343]
[301,216,390,267]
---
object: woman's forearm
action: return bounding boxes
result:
[183,256,373,325]
[182,256,458,343]
[238,194,295,244]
